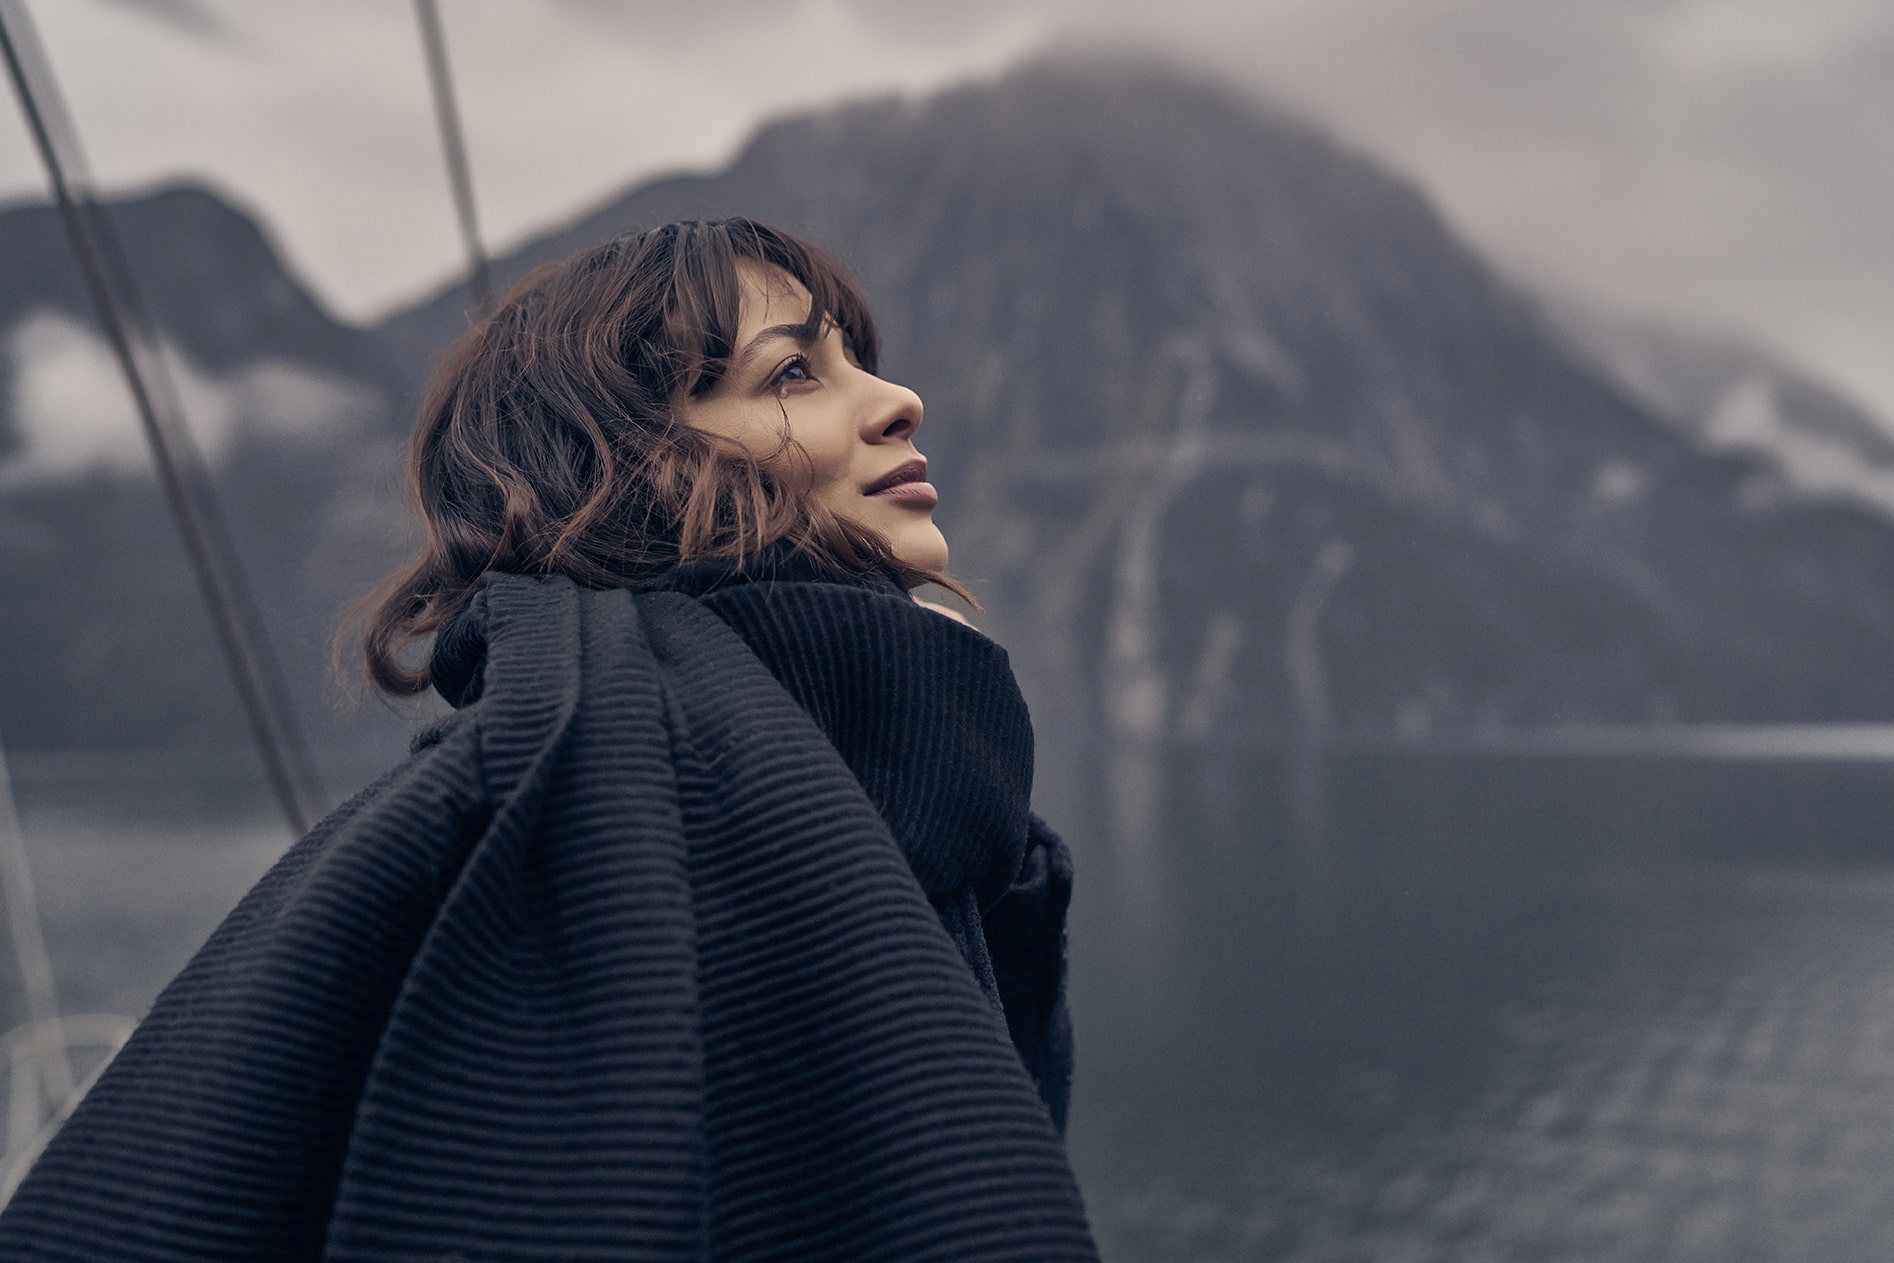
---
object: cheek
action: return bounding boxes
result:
[786,422,857,499]
[695,402,849,494]
[683,399,776,458]
[807,468,863,519]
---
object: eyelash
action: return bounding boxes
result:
[770,354,815,392]
[766,331,868,394]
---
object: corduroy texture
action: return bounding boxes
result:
[0,563,1097,1261]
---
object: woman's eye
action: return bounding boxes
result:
[771,354,814,390]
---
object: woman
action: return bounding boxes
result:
[0,219,1099,1261]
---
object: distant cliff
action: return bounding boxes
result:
[5,49,1894,802]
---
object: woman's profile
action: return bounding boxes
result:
[0,219,1100,1260]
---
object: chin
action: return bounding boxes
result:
[890,520,950,574]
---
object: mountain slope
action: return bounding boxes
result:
[1537,288,1894,517]
[382,50,1894,751]
[0,184,414,776]
[5,51,1894,811]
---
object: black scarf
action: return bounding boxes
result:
[642,547,1076,1130]
[0,554,1095,1261]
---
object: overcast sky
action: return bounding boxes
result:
[2,0,1890,418]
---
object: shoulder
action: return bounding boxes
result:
[911,596,974,627]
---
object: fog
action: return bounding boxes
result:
[4,0,1890,418]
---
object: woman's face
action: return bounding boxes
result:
[677,260,948,576]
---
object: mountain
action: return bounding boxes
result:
[0,184,415,779]
[0,184,402,452]
[383,50,1894,742]
[1535,287,1894,517]
[6,49,1894,823]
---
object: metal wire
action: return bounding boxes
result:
[0,0,322,836]
[0,728,71,1117]
[414,0,494,315]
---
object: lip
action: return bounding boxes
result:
[863,457,928,496]
[870,480,939,507]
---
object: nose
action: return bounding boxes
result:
[862,374,923,444]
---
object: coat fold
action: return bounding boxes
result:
[0,569,1097,1262]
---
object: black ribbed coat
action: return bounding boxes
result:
[0,558,1099,1260]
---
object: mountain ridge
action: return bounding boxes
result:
[4,50,1894,795]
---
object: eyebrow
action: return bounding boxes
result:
[734,317,829,372]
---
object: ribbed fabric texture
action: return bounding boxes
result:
[655,554,1077,1133]
[0,565,1098,1261]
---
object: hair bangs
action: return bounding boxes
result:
[660,219,882,400]
[343,215,962,699]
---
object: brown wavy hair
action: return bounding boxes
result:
[345,217,975,697]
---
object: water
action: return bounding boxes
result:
[1059,746,1894,1260]
[11,748,1894,1260]
[0,748,355,1022]
[1067,854,1894,1261]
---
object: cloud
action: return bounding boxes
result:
[1103,0,1894,417]
[2,313,154,483]
[1,311,379,485]
[0,1,1047,319]
[0,0,1889,419]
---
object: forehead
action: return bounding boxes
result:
[733,258,814,331]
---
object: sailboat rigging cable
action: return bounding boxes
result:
[0,0,526,1205]
[414,0,494,316]
[0,728,69,1113]
[0,0,321,836]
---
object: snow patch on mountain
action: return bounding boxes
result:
[1702,377,1894,517]
[1537,288,1894,518]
